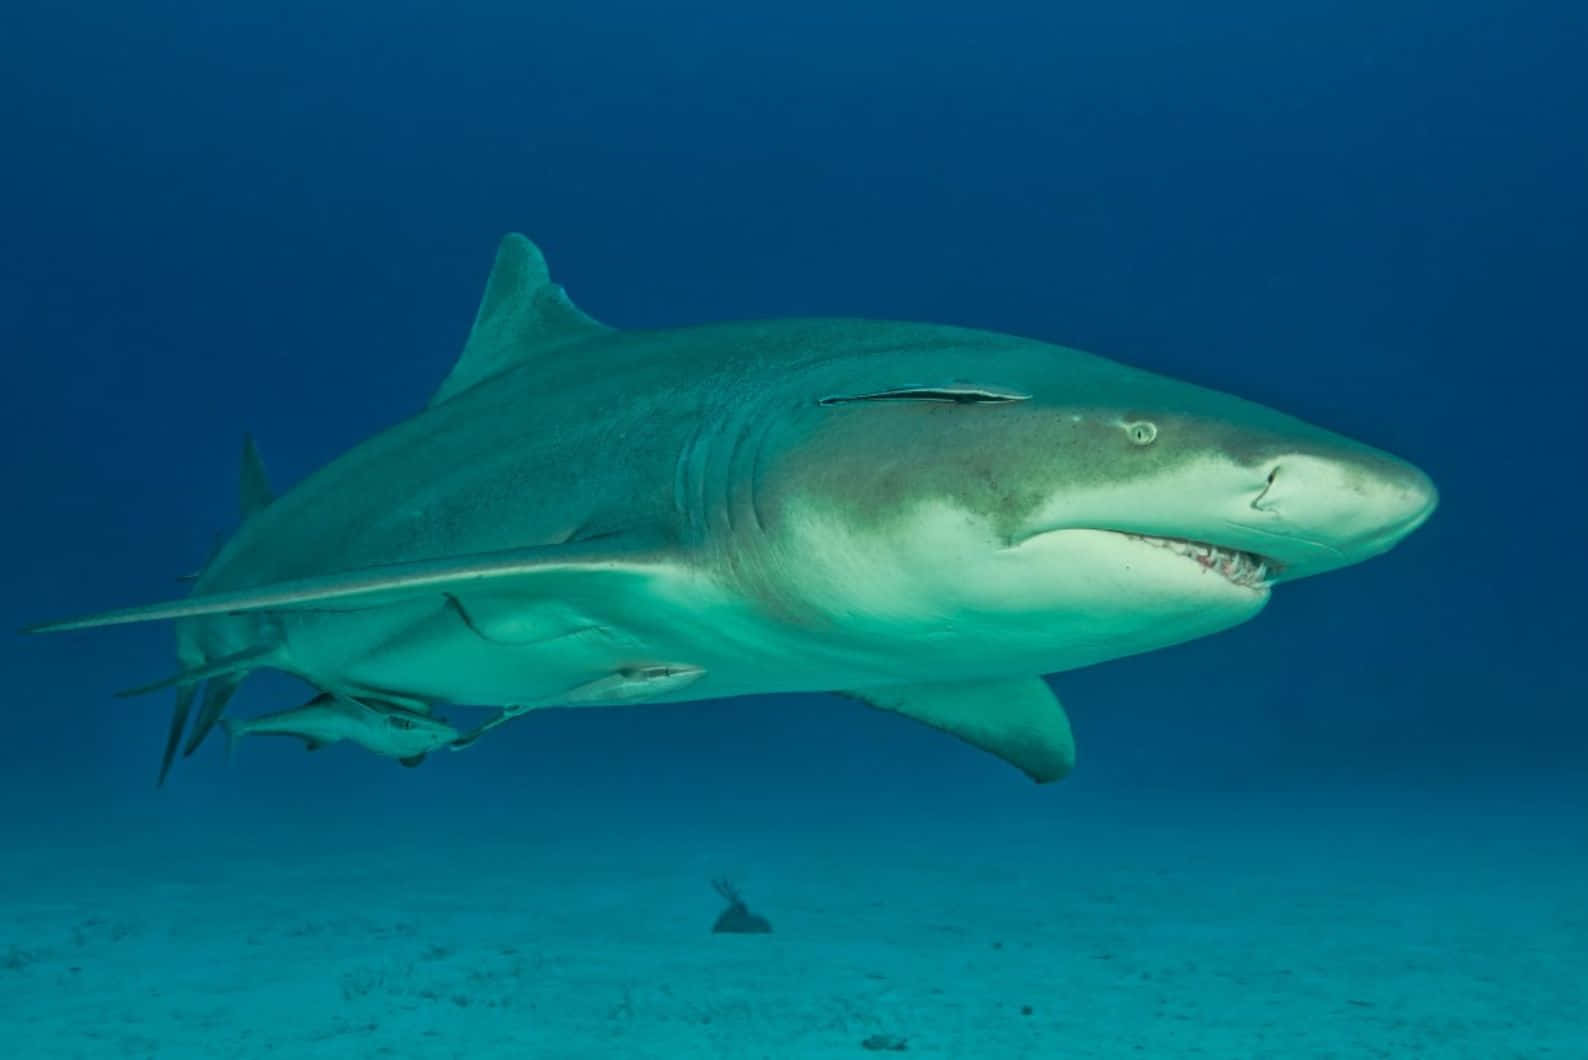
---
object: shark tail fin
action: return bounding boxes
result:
[156,684,199,788]
[183,674,242,758]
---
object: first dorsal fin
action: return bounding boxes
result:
[239,434,274,519]
[430,233,612,406]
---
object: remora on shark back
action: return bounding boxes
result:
[29,234,1437,784]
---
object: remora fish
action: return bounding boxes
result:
[30,233,1437,784]
[222,694,458,767]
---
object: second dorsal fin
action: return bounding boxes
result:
[239,433,274,519]
[430,233,612,406]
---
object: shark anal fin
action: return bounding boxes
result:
[157,684,198,787]
[839,677,1076,784]
[399,753,426,768]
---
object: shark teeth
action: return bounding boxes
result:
[1126,534,1276,589]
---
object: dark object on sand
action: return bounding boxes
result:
[711,878,772,934]
[861,1033,909,1052]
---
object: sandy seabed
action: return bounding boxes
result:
[2,792,1581,1060]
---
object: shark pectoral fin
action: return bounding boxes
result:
[157,684,198,788]
[398,754,426,768]
[115,644,277,699]
[183,674,241,758]
[839,677,1076,784]
[26,534,675,633]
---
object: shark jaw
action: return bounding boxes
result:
[995,525,1275,614]
[768,500,1278,680]
[1120,532,1276,591]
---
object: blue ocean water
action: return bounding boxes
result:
[2,2,1583,1056]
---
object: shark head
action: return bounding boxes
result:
[1001,373,1440,588]
[753,325,1438,672]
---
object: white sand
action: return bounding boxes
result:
[2,784,1580,1059]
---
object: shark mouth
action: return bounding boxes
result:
[1125,533,1277,590]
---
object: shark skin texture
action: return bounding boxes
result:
[29,234,1438,784]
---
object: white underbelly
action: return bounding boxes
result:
[273,592,1232,712]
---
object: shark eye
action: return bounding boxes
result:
[818,384,1030,407]
[1126,421,1158,446]
[388,716,415,730]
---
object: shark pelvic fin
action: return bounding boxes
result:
[28,534,670,633]
[430,233,612,406]
[239,434,274,519]
[839,676,1076,784]
[114,644,277,699]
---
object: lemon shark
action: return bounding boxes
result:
[28,234,1438,785]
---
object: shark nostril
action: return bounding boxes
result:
[1252,465,1280,511]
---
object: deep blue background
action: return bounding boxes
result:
[2,1,1583,835]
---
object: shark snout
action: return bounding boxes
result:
[1358,460,1438,552]
[1245,450,1437,574]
